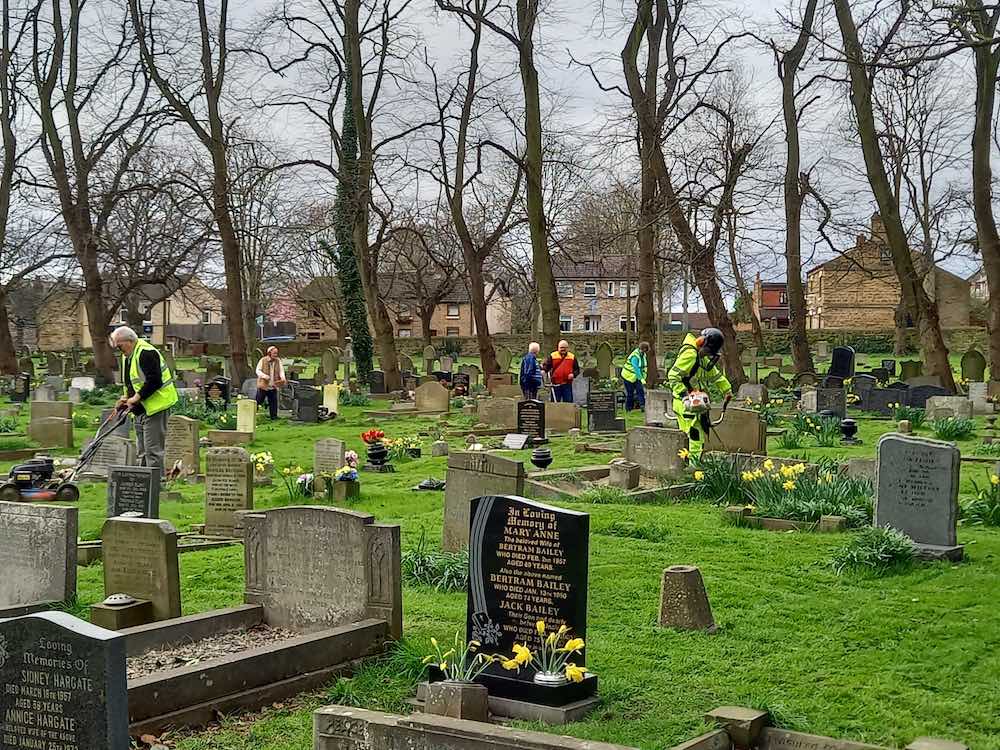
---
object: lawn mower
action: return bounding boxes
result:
[0,406,131,503]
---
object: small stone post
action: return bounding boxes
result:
[659,565,716,633]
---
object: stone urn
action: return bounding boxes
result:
[366,441,389,466]
[840,418,860,444]
[530,447,553,470]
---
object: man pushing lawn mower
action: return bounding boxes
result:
[667,328,733,461]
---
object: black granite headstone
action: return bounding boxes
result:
[432,370,452,384]
[368,370,386,394]
[869,367,890,384]
[106,466,160,518]
[452,372,470,396]
[851,374,878,399]
[881,359,896,376]
[0,611,129,749]
[466,495,594,705]
[829,346,856,380]
[907,384,951,409]
[292,384,321,422]
[203,377,231,410]
[11,372,30,403]
[516,399,545,442]
[862,388,899,416]
[587,391,623,432]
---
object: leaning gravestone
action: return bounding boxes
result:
[443,453,525,551]
[0,611,129,749]
[624,426,686,477]
[0,501,77,613]
[415,381,450,412]
[82,436,136,478]
[594,342,614,380]
[101,517,180,622]
[961,347,988,383]
[164,415,200,476]
[587,390,624,432]
[477,397,518,430]
[243,505,402,637]
[107,466,161,518]
[466,494,594,703]
[516,399,546,442]
[496,346,513,373]
[874,433,963,560]
[204,447,253,537]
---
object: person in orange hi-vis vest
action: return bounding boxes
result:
[542,339,580,403]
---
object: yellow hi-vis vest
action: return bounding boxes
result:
[121,339,178,416]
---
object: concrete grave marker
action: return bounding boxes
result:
[644,390,677,427]
[624,426,686,477]
[243,505,401,636]
[101,517,180,621]
[314,437,346,477]
[737,383,767,405]
[968,381,991,414]
[594,342,614,379]
[0,611,128,749]
[899,360,923,380]
[486,373,514,394]
[204,447,253,536]
[925,396,973,421]
[164,415,200,476]
[81,436,136,477]
[0,501,77,612]
[323,383,340,414]
[32,383,55,401]
[874,433,962,559]
[477,397,518,430]
[546,402,581,433]
[492,383,522,400]
[30,400,72,422]
[960,347,987,382]
[440,356,454,373]
[704,407,767,454]
[443,453,525,551]
[237,397,256,435]
[106,465,160,518]
[422,345,437,373]
[28,416,73,448]
[414,381,450,412]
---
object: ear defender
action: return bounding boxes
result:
[695,337,706,348]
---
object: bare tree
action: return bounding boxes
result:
[28,0,162,381]
[832,0,955,389]
[129,0,252,382]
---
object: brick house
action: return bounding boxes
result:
[296,277,344,342]
[36,276,224,350]
[551,255,659,333]
[751,275,789,329]
[805,214,971,329]
[968,267,988,301]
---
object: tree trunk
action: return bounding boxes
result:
[971,41,1000,377]
[726,213,763,349]
[468,263,499,375]
[636,159,659,385]
[833,0,954,391]
[420,309,433,347]
[893,302,907,356]
[517,0,559,353]
[0,293,18,375]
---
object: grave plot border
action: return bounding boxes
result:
[526,465,695,505]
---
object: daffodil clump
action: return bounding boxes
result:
[500,620,587,683]
[888,403,926,430]
[422,632,497,683]
[740,459,872,527]
[963,473,1000,526]
[250,451,274,475]
[276,463,309,502]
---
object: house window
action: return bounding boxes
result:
[631,281,639,296]
[619,316,636,332]
[619,281,628,297]
[557,281,574,298]
[306,332,321,340]
[446,304,460,318]
[584,315,601,332]
[119,307,128,323]
[202,309,212,324]
[446,326,460,336]
[583,281,597,297]
[879,246,891,263]
[399,328,411,338]
[779,291,787,305]
[559,315,573,332]
[606,282,615,297]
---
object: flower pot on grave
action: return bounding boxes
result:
[532,671,569,687]
[425,680,489,722]
[840,418,861,444]
[366,441,389,466]
[334,479,361,503]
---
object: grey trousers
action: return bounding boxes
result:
[135,408,169,476]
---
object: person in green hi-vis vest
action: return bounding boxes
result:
[110,326,178,475]
[666,328,732,460]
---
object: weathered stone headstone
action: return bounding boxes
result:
[477,397,518,430]
[415,381,450,412]
[466,495,592,700]
[800,387,846,419]
[869,367,890,384]
[459,363,481,386]
[925,396,973,421]
[240,377,258,399]
[237,397,256,436]
[545,402,581,433]
[624,426,687,477]
[11,372,30,402]
[32,384,56,401]
[397,354,414,375]
[314,437,346,477]
[899,360,923,380]
[571,374,591,407]
[960,347,987,382]
[516,399,545,441]
[0,611,128,749]
[704,407,767,454]
[27,416,73,448]
[44,375,65,392]
[30,400,72,422]
[644,389,677,427]
[323,383,340,414]
[243,505,401,637]
[81,436,136,477]
[737,383,767,405]
[321,349,340,383]
[444,453,525,551]
[815,340,830,360]
[164,415,200,476]
[968,381,992,415]
[486,373,514,393]
[594,342,614,380]
[851,374,878,401]
[608,459,641,489]
[106,466,160,518]
[440,355,454,373]
[68,387,82,404]
[874,433,962,559]
[0,501,77,611]
[495,346,513,373]
[492,383,522,400]
[423,345,437,373]
[368,370,387,394]
[204,447,253,537]
[101,517,180,621]
[587,390,623,432]
[763,371,788,390]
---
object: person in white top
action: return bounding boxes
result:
[255,346,286,419]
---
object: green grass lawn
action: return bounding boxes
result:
[3,368,1000,750]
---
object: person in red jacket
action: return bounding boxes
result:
[542,340,580,402]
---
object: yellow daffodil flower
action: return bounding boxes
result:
[546,631,558,646]
[512,643,533,665]
[763,459,774,471]
[440,661,448,670]
[783,480,796,491]
[565,663,586,683]
[501,658,519,670]
[741,471,753,482]
[563,638,585,653]
[992,475,999,486]
[678,448,690,459]
[557,625,568,636]
[536,620,546,635]
[694,470,705,481]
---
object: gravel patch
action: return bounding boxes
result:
[127,624,297,680]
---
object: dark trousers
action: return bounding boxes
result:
[624,380,645,411]
[552,383,574,403]
[522,386,538,401]
[256,387,278,419]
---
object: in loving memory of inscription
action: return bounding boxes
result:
[884,446,938,509]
